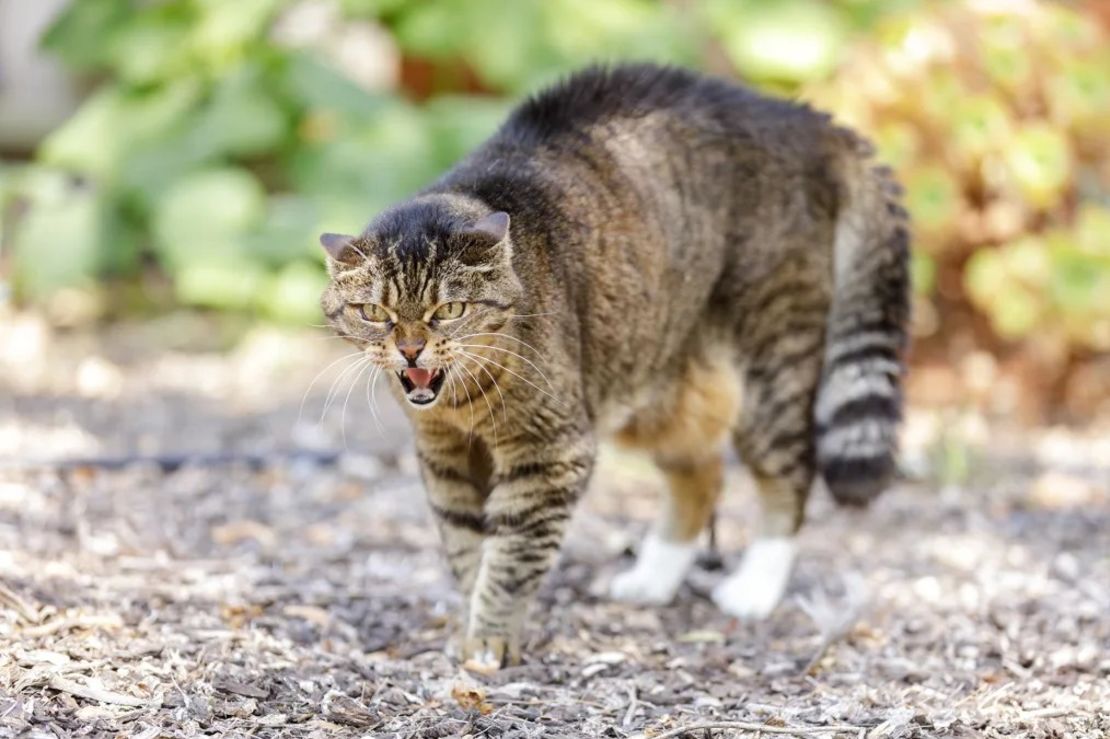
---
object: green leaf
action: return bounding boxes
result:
[910,251,936,295]
[1047,55,1110,131]
[951,94,1011,161]
[258,260,330,323]
[279,52,387,117]
[40,0,132,71]
[40,80,204,182]
[992,288,1043,340]
[8,169,105,297]
[713,0,847,84]
[905,165,961,233]
[1004,123,1071,209]
[186,64,290,158]
[423,95,512,168]
[1074,204,1110,257]
[176,260,268,310]
[980,15,1033,93]
[105,7,195,84]
[1049,241,1104,314]
[244,195,322,266]
[152,168,267,269]
[288,100,436,216]
[964,249,1007,311]
[191,0,283,65]
[391,0,468,60]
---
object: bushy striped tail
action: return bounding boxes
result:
[815,141,911,506]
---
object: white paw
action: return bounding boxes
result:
[711,537,797,620]
[609,534,697,606]
[610,567,679,605]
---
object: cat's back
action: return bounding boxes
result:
[495,63,835,153]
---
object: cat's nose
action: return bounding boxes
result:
[397,338,426,365]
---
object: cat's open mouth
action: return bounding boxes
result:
[397,367,446,405]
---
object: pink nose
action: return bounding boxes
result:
[397,338,425,362]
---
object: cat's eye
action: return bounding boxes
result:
[432,302,467,321]
[354,303,390,323]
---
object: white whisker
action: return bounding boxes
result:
[340,357,373,449]
[321,355,370,421]
[453,332,546,358]
[365,366,387,436]
[298,351,363,425]
[455,357,498,447]
[457,343,556,391]
[457,350,566,407]
[458,354,508,423]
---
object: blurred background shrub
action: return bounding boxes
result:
[0,0,1108,416]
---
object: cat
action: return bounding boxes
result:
[319,63,910,672]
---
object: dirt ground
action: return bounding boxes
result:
[1,314,1108,738]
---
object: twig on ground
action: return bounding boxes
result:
[0,581,41,623]
[48,675,148,707]
[641,721,867,739]
[1023,707,1070,719]
[22,613,122,638]
[623,684,639,728]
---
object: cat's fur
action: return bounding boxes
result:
[320,64,910,671]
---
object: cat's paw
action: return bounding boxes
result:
[460,634,520,675]
[609,533,697,606]
[610,567,680,605]
[711,536,797,620]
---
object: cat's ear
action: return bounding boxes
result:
[319,233,362,265]
[463,212,510,245]
[457,212,511,267]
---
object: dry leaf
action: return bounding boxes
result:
[451,682,492,715]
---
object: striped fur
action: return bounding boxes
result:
[816,148,911,505]
[319,64,911,669]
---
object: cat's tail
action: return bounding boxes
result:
[814,136,911,506]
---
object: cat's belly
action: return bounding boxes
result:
[602,349,744,460]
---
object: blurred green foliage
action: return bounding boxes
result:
[809,2,1110,355]
[1,0,1108,355]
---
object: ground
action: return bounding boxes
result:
[0,315,1107,738]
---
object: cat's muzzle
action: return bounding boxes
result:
[398,367,446,406]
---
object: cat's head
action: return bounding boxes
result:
[319,195,523,409]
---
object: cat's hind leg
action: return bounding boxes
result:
[610,455,723,604]
[610,354,740,605]
[714,324,824,619]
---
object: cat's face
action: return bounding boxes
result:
[320,199,522,409]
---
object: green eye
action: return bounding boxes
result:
[433,302,466,321]
[356,303,390,322]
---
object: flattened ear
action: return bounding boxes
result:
[463,212,510,244]
[318,233,362,265]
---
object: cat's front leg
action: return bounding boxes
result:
[414,427,490,650]
[462,436,594,672]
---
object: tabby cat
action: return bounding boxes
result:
[319,64,910,672]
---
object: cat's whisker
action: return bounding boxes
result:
[298,351,364,425]
[458,354,508,423]
[452,332,546,359]
[457,343,557,391]
[445,365,458,406]
[457,350,567,408]
[321,354,371,421]
[454,359,498,446]
[340,357,373,450]
[505,310,561,320]
[365,366,387,436]
[304,334,358,342]
[455,362,478,436]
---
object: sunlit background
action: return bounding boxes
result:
[1,0,1109,429]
